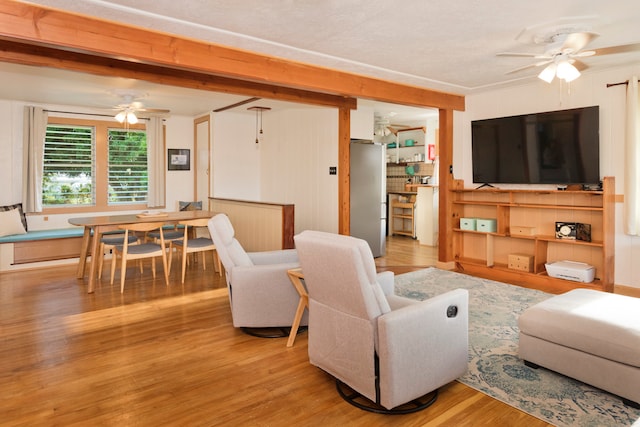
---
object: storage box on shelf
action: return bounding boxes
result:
[450,177,614,292]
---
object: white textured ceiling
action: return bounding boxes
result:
[8,0,640,119]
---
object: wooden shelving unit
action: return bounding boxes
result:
[390,198,416,238]
[450,176,614,292]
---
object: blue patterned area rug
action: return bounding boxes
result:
[394,267,640,427]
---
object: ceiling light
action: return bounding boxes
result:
[247,106,270,144]
[556,61,580,82]
[126,112,139,124]
[115,110,138,124]
[538,58,580,84]
[538,63,557,83]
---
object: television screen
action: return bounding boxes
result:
[471,106,600,185]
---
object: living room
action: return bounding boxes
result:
[0,1,639,425]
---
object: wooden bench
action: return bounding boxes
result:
[0,228,86,269]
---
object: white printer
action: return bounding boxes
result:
[545,260,595,283]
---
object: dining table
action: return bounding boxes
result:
[69,210,218,293]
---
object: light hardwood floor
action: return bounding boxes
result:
[0,236,550,426]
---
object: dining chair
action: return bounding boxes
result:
[110,221,170,292]
[97,232,139,278]
[146,226,184,243]
[169,217,221,284]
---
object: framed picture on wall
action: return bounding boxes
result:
[168,149,190,171]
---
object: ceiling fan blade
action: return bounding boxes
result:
[505,59,553,75]
[561,31,599,53]
[572,59,590,72]
[573,50,596,58]
[497,52,548,58]
[139,108,170,113]
[594,42,640,56]
[386,126,400,136]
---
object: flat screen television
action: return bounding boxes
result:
[471,106,600,185]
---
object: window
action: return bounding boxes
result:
[108,129,148,204]
[42,125,94,205]
[42,117,148,212]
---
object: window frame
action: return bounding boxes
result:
[43,116,150,214]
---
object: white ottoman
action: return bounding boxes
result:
[518,289,640,408]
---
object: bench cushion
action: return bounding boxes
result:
[519,289,640,368]
[0,228,85,244]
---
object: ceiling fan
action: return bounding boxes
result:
[112,91,170,124]
[374,116,412,137]
[498,28,640,83]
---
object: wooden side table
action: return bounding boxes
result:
[286,268,308,347]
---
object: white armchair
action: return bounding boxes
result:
[207,213,307,333]
[294,230,468,413]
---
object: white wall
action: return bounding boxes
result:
[164,115,196,210]
[1,100,27,207]
[211,106,338,234]
[260,107,339,234]
[211,110,261,201]
[456,65,640,288]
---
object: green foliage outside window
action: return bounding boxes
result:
[42,125,94,205]
[108,129,148,204]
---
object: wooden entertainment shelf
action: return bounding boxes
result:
[450,177,614,293]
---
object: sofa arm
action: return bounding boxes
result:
[376,271,395,295]
[376,288,469,410]
[228,261,302,327]
[248,249,299,265]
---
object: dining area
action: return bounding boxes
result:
[69,210,220,294]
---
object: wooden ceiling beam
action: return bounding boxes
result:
[0,40,357,109]
[0,1,464,111]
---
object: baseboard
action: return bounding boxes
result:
[614,284,640,298]
[436,261,456,270]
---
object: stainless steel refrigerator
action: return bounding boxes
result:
[350,140,386,257]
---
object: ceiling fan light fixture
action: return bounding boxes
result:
[556,60,580,82]
[126,111,139,124]
[115,110,139,124]
[538,63,557,83]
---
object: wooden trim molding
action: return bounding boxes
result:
[438,108,455,264]
[614,284,640,298]
[338,107,351,235]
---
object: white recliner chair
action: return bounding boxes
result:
[208,213,307,335]
[294,230,468,413]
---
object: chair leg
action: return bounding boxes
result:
[110,250,118,285]
[161,253,170,286]
[213,250,222,276]
[120,257,128,293]
[97,242,106,278]
[181,246,188,284]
